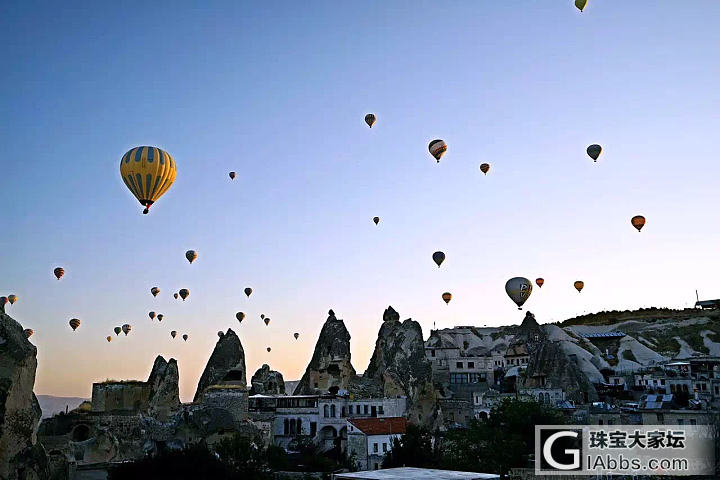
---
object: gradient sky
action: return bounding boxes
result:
[2,1,720,402]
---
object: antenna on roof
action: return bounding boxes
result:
[696,290,699,302]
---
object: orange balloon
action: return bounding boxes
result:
[631,215,646,232]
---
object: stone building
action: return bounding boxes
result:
[346,417,407,471]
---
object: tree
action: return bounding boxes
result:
[442,398,565,476]
[382,424,439,469]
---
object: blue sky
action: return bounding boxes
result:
[2,1,720,401]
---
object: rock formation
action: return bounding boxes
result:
[194,329,246,402]
[147,356,180,419]
[0,304,49,479]
[364,306,439,426]
[522,341,599,403]
[293,310,357,395]
[250,364,285,395]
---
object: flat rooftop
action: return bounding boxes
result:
[333,467,499,479]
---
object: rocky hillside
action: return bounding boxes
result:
[194,329,247,402]
[0,304,48,479]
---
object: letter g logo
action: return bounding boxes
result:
[543,431,580,470]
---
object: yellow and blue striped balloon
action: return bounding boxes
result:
[120,146,177,214]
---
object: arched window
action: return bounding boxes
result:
[330,404,336,417]
[324,404,330,417]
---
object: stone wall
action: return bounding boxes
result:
[91,382,151,413]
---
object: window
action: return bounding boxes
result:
[431,349,436,357]
[450,373,469,384]
[364,405,369,415]
[310,422,317,436]
[323,405,330,417]
[330,404,336,417]
[342,406,346,417]
[690,419,697,425]
[468,362,474,369]
[382,443,387,452]
[374,463,379,470]
[284,419,289,435]
[678,419,684,425]
[373,443,378,453]
[297,418,302,434]
[456,362,463,369]
[378,405,384,415]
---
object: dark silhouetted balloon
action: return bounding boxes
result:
[432,251,445,268]
[229,171,236,180]
[505,277,533,310]
[294,332,299,340]
[122,324,132,335]
[54,267,65,280]
[442,292,452,304]
[586,144,602,162]
[179,288,189,301]
[631,215,646,232]
[244,287,253,297]
[149,311,156,320]
[429,139,447,162]
[69,318,81,331]
[365,113,376,128]
[7,295,17,305]
[185,250,197,264]
[480,163,490,175]
[236,312,245,323]
[182,334,188,342]
[574,281,585,293]
[171,331,177,338]
[373,216,380,225]
[536,278,544,288]
[151,287,160,297]
[114,326,122,336]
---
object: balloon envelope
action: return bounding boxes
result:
[575,0,588,12]
[114,327,121,336]
[244,287,253,297]
[574,281,585,293]
[586,144,602,161]
[171,331,177,338]
[24,329,34,338]
[631,215,646,232]
[182,334,188,341]
[442,292,452,304]
[364,113,376,128]
[149,311,156,320]
[229,171,236,180]
[236,312,245,322]
[179,288,189,301]
[7,295,17,305]
[54,267,65,280]
[106,336,112,342]
[120,146,177,214]
[151,287,160,297]
[373,216,380,225]
[185,250,197,264]
[157,314,164,321]
[429,139,447,162]
[266,347,271,352]
[122,324,132,335]
[536,278,544,288]
[69,318,81,331]
[432,251,446,267]
[294,333,299,340]
[505,277,533,310]
[480,163,490,175]
[264,318,271,326]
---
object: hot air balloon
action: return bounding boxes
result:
[53,267,65,280]
[170,331,177,338]
[236,312,245,323]
[264,317,271,326]
[0,297,6,307]
[575,0,588,12]
[260,314,265,320]
[429,139,447,162]
[7,295,17,305]
[365,113,376,128]
[151,287,160,297]
[266,347,271,352]
[574,281,584,293]
[174,293,179,300]
[120,146,177,214]
[631,215,646,232]
[182,334,188,342]
[24,329,34,338]
[179,288,189,301]
[157,314,164,322]
[149,311,156,320]
[122,324,132,335]
[479,163,490,175]
[244,287,252,298]
[536,278,544,288]
[586,144,602,162]
[106,336,112,343]
[114,326,121,336]
[69,318,81,331]
[442,292,452,304]
[505,277,533,310]
[432,251,446,268]
[229,171,236,180]
[185,250,197,264]
[373,216,380,225]
[294,333,299,340]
